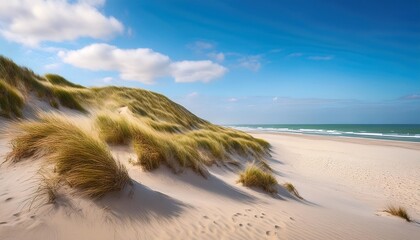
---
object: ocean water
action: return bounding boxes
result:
[230,124,420,143]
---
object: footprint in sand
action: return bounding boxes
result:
[245,209,252,212]
[5,197,13,202]
[266,230,272,236]
[0,222,7,225]
[202,215,209,219]
[239,223,243,227]
[274,225,280,229]
[13,213,20,217]
[247,223,252,227]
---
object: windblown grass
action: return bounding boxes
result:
[2,54,273,179]
[237,164,277,193]
[384,205,411,222]
[94,113,271,177]
[45,74,84,88]
[52,87,86,112]
[283,182,303,199]
[0,79,24,117]
[95,113,133,144]
[6,113,130,198]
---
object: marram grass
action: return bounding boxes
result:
[283,182,303,199]
[384,205,411,222]
[237,164,278,193]
[0,79,24,117]
[94,113,271,177]
[6,113,130,198]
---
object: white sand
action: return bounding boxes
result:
[1,131,419,239]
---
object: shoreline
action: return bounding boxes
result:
[248,130,420,150]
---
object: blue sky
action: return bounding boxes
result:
[0,0,419,124]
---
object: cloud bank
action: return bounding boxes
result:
[0,0,123,46]
[60,44,227,84]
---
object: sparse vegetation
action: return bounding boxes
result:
[237,164,278,193]
[384,205,411,222]
[283,182,303,199]
[0,79,24,117]
[6,113,130,198]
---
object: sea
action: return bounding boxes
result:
[229,124,420,143]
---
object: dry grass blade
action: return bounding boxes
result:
[283,182,303,199]
[384,205,411,222]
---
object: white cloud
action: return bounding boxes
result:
[307,55,334,61]
[273,97,278,101]
[170,60,227,83]
[208,52,225,62]
[0,0,123,46]
[78,0,106,7]
[60,43,227,84]
[228,98,238,102]
[238,55,262,72]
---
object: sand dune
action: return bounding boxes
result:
[1,131,419,239]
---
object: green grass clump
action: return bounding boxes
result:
[52,87,86,112]
[283,182,303,199]
[0,79,24,117]
[45,74,84,88]
[384,205,411,222]
[6,113,130,198]
[95,113,133,144]
[237,164,278,193]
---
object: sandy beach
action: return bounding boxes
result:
[1,131,419,240]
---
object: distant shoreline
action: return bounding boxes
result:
[248,130,420,150]
[229,124,420,143]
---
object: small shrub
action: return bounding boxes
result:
[237,165,277,193]
[384,205,411,222]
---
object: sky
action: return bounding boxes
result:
[0,0,419,124]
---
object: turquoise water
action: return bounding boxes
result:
[230,124,420,143]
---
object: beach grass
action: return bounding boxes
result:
[384,205,411,222]
[283,182,303,199]
[2,54,273,182]
[6,113,130,198]
[237,164,278,193]
[95,113,133,144]
[45,74,84,88]
[0,79,24,117]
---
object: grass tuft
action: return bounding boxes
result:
[384,205,411,222]
[45,74,84,88]
[95,113,132,144]
[0,79,24,117]
[237,164,278,193]
[283,182,303,199]
[52,87,86,112]
[6,113,130,198]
